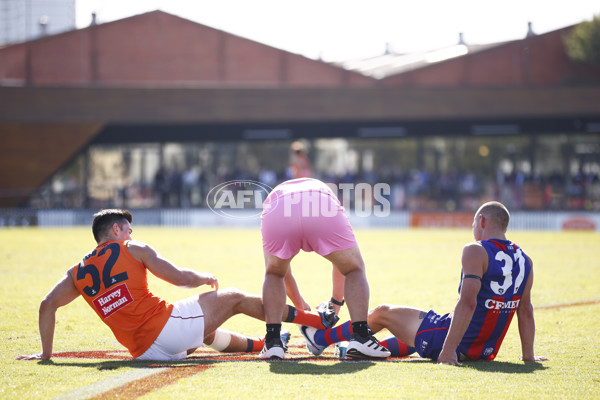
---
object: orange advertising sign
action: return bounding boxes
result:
[562,218,596,230]
[410,212,473,228]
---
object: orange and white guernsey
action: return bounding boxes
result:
[72,240,173,358]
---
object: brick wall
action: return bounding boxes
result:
[0,11,373,88]
[382,26,600,87]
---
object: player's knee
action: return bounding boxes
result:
[220,286,246,300]
[265,265,288,278]
[369,303,392,325]
[265,270,286,279]
[220,286,254,311]
[339,263,366,277]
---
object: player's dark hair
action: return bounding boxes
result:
[478,201,510,231]
[92,209,132,243]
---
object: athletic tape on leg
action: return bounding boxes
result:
[208,329,232,351]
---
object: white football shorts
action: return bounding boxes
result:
[136,295,205,361]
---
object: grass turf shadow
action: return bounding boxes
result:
[35,354,545,375]
[458,360,548,374]
[268,360,376,375]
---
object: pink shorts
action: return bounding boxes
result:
[261,179,358,259]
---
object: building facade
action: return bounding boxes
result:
[1,11,599,212]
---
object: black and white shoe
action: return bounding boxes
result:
[346,333,391,359]
[259,337,285,360]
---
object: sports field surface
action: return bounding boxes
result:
[1,227,599,399]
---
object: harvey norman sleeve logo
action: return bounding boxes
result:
[92,283,133,319]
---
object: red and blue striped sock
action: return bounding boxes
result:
[313,322,415,356]
[379,336,415,357]
[314,320,353,346]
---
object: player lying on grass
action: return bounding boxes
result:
[17,209,336,362]
[302,201,549,364]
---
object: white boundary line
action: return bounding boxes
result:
[52,367,167,400]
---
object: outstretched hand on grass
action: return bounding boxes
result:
[521,355,549,362]
[15,353,50,361]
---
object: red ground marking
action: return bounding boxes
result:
[536,298,600,310]
[88,365,213,400]
[53,350,131,359]
[49,347,413,398]
[55,350,410,399]
[52,346,411,362]
[52,347,410,399]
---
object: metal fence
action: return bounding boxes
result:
[1,209,599,231]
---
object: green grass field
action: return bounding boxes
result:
[1,227,599,399]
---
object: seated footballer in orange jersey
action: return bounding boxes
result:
[17,209,337,361]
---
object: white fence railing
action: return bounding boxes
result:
[1,209,599,231]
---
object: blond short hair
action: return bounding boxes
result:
[476,201,510,232]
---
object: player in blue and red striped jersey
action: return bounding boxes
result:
[302,201,548,364]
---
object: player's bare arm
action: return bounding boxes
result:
[126,240,218,290]
[284,267,310,311]
[16,268,81,361]
[517,257,548,362]
[437,243,485,365]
